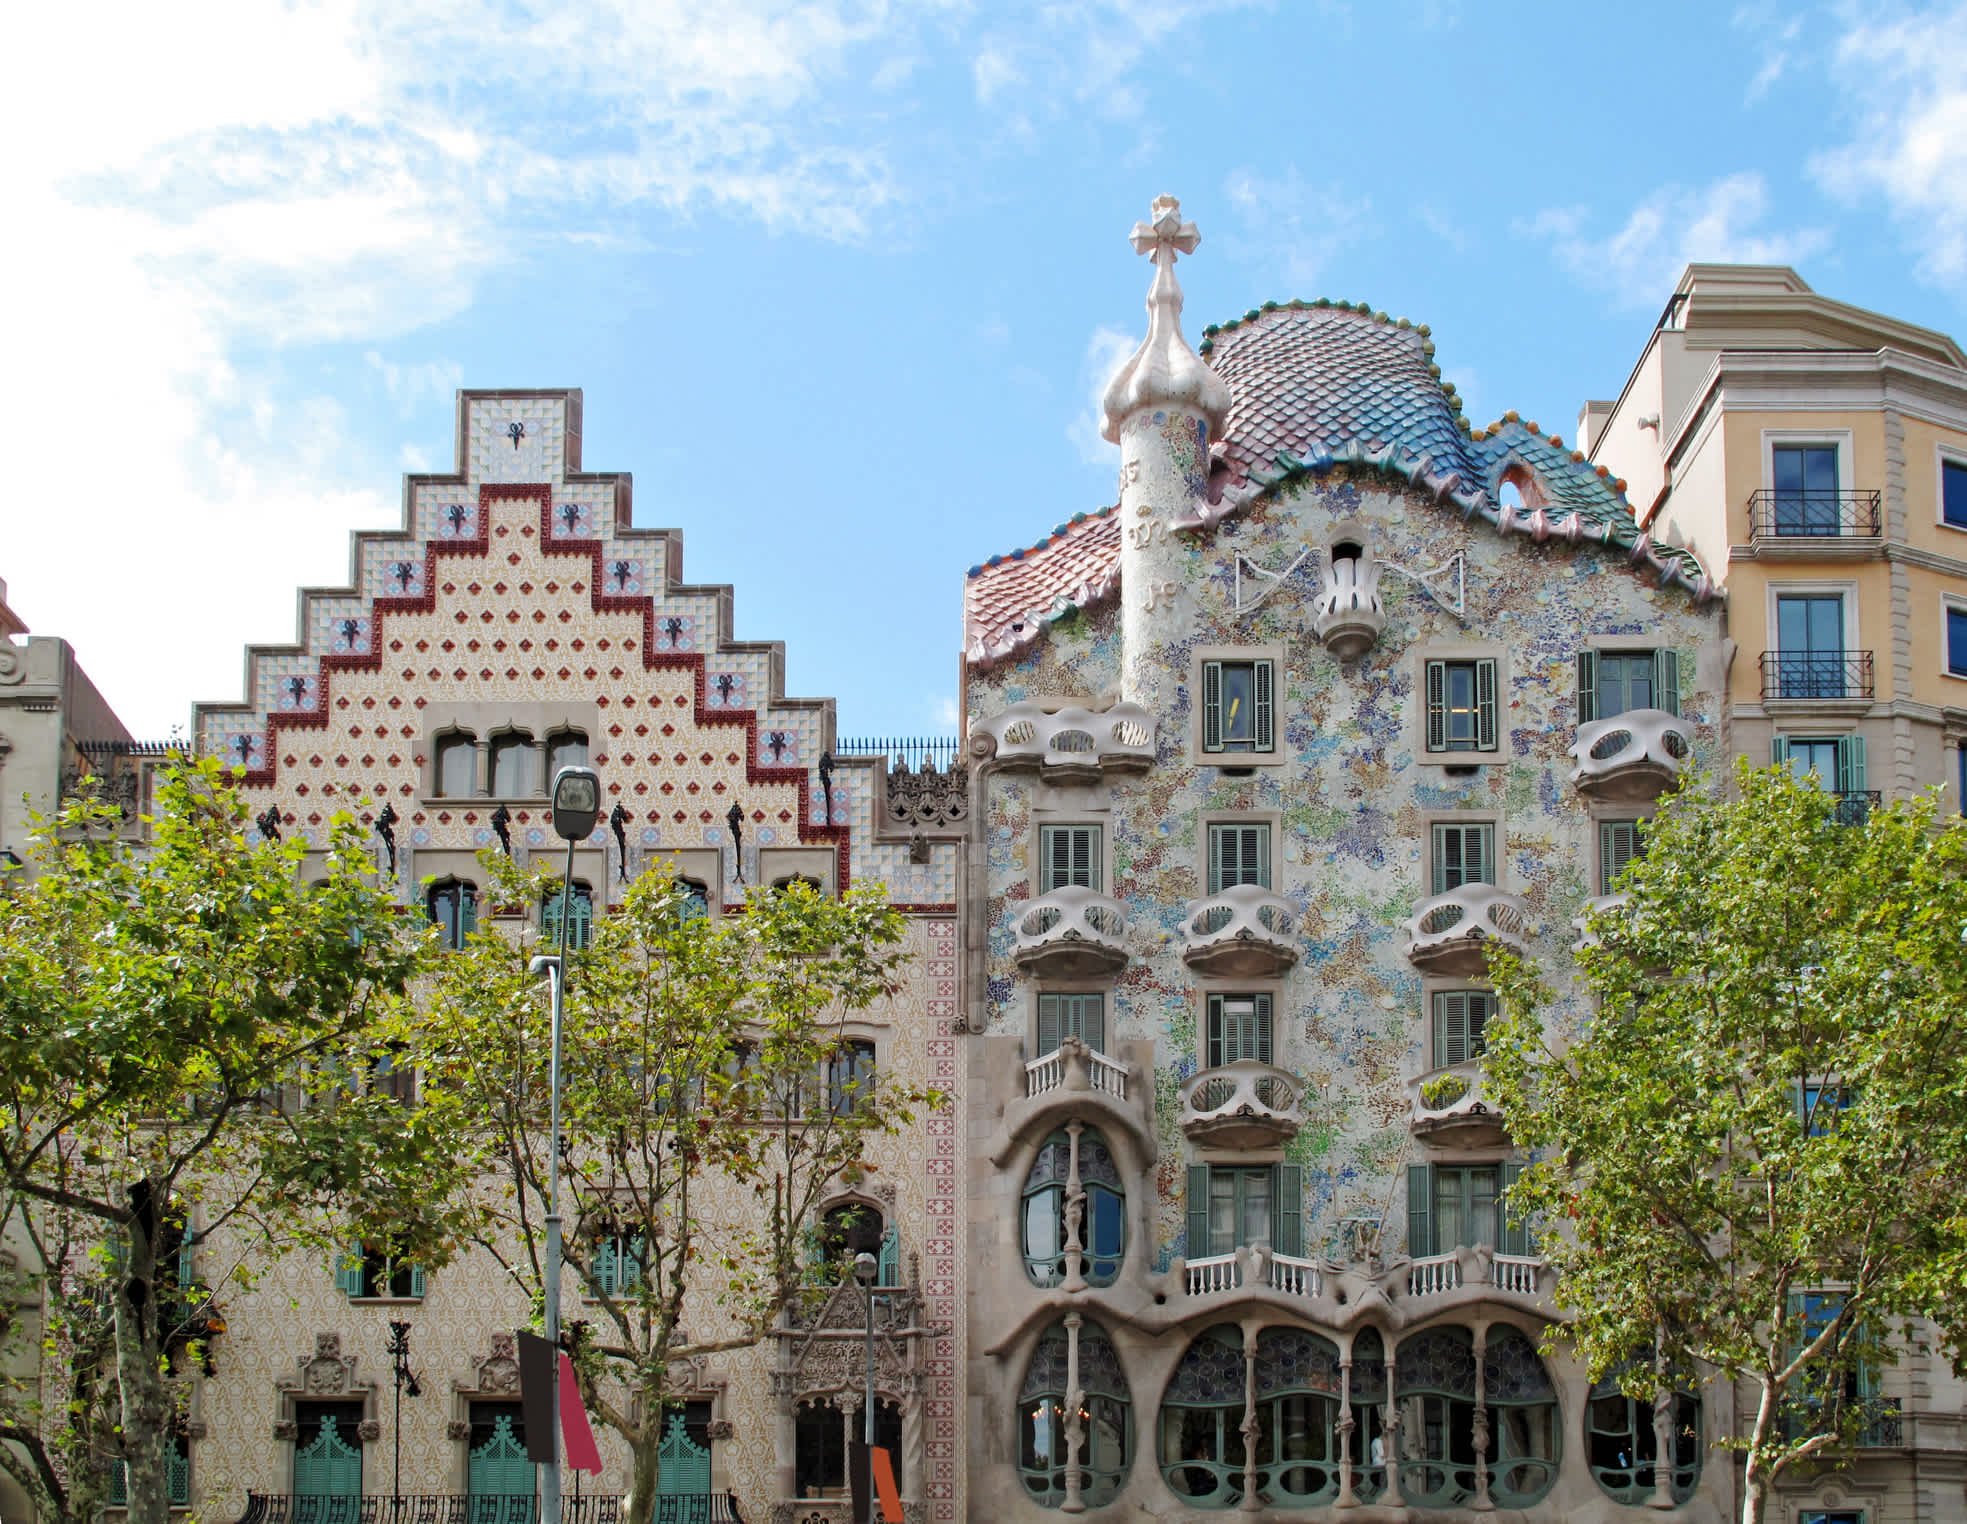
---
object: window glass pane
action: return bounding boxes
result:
[1950,609,1967,675]
[1218,662,1256,748]
[1946,462,1967,528]
[1039,825,1100,892]
[437,737,475,797]
[1445,663,1477,746]
[547,732,588,775]
[1786,739,1839,785]
[1207,1172,1237,1257]
[491,736,535,797]
[1240,1169,1271,1247]
[1597,654,1653,718]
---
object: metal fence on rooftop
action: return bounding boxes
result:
[833,736,962,771]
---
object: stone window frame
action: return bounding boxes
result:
[1030,807,1113,897]
[1415,644,1508,764]
[758,845,838,899]
[1419,809,1506,897]
[1187,643,1288,766]
[418,702,598,805]
[1197,807,1281,895]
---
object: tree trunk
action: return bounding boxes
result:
[1740,1464,1767,1524]
[112,1190,174,1524]
[621,1422,660,1524]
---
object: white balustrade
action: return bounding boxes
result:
[1408,1252,1463,1298]
[1491,1254,1543,1296]
[1024,1049,1064,1098]
[1186,1251,1242,1296]
[974,701,1155,774]
[1013,885,1129,976]
[1569,709,1692,801]
[1087,1048,1129,1101]
[1179,884,1301,975]
[1404,884,1531,974]
[1267,1251,1323,1298]
[1023,1043,1129,1103]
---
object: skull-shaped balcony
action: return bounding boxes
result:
[1179,1060,1306,1150]
[1569,710,1692,802]
[1180,885,1301,977]
[1312,544,1386,661]
[1404,885,1531,976]
[1572,893,1628,953]
[973,701,1154,782]
[1012,886,1130,979]
[1408,1060,1509,1148]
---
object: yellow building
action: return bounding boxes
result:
[1585,263,1967,815]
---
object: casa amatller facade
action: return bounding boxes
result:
[5,198,1966,1524]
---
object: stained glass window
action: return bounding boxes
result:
[1018,1322,1130,1509]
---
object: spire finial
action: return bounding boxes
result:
[1100,194,1231,444]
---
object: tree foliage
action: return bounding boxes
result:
[419,853,940,1524]
[1484,763,1967,1523]
[0,761,475,1524]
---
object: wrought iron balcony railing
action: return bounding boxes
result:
[1748,489,1882,540]
[233,1496,729,1524]
[1832,791,1880,827]
[1759,651,1875,701]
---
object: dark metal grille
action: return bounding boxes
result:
[834,736,961,771]
[233,1497,740,1524]
[1759,651,1875,700]
[1748,489,1882,540]
[1832,791,1881,827]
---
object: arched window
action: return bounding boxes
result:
[773,873,825,896]
[825,1040,876,1115]
[428,880,476,951]
[795,1400,900,1499]
[547,729,588,778]
[542,882,593,951]
[1019,1321,1131,1509]
[1021,1129,1125,1288]
[675,878,710,920]
[1158,1324,1250,1509]
[1250,1327,1345,1506]
[490,731,536,797]
[1483,1325,1561,1507]
[435,733,476,798]
[1393,1326,1480,1507]
[813,1202,884,1272]
[1349,1328,1389,1502]
[1588,1362,1698,1505]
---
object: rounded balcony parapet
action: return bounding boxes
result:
[1012,885,1130,978]
[1407,1059,1508,1147]
[1403,885,1531,976]
[970,700,1155,778]
[1178,1058,1306,1149]
[1573,893,1629,952]
[1568,708,1692,801]
[1179,884,1301,977]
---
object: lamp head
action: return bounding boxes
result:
[853,1251,878,1286]
[551,766,602,843]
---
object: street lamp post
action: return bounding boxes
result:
[853,1252,878,1524]
[384,1320,420,1524]
[530,766,601,1524]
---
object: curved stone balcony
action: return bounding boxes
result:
[1012,886,1129,978]
[1406,1247,1546,1305]
[1404,885,1531,976]
[1408,1060,1508,1147]
[1179,1059,1306,1149]
[1572,893,1628,952]
[972,700,1154,780]
[1569,709,1692,802]
[1184,1244,1325,1301]
[1312,553,1386,661]
[1179,885,1301,977]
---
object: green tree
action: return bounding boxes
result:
[1484,764,1967,1524]
[421,854,941,1524]
[0,760,478,1524]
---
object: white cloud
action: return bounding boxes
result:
[1813,5,1967,282]
[1733,5,1803,104]
[932,694,961,729]
[1523,173,1829,309]
[1067,326,1142,467]
[368,354,467,418]
[1222,167,1371,290]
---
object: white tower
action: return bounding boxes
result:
[1100,196,1232,704]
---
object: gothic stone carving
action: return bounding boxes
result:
[883,760,967,834]
[445,1420,470,1442]
[704,1419,735,1441]
[457,1330,521,1396]
[279,1332,369,1398]
[357,1420,381,1442]
[272,1420,297,1441]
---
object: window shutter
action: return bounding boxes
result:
[408,1263,426,1298]
[1468,825,1491,887]
[1771,736,1790,771]
[1434,993,1467,1068]
[1499,1160,1530,1257]
[461,886,478,939]
[1202,662,1223,752]
[1430,823,1449,896]
[1273,1164,1302,1257]
[110,1462,128,1508]
[1407,1164,1435,1259]
[168,1441,190,1507]
[1576,651,1598,723]
[1207,826,1228,895]
[878,1225,900,1286]
[1425,661,1446,753]
[1600,820,1641,895]
[1837,734,1867,795]
[1253,661,1274,751]
[1205,995,1224,1070]
[177,1227,197,1289]
[1654,649,1681,717]
[1076,995,1106,1054]
[1036,996,1062,1057]
[335,1247,364,1299]
[1185,1166,1211,1260]
[1073,827,1096,891]
[1255,826,1270,889]
[594,1238,619,1297]
[1254,994,1273,1066]
[1476,659,1499,751]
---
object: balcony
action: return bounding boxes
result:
[1747,488,1882,547]
[1405,1249,1545,1302]
[1024,1036,1131,1103]
[1012,886,1129,978]
[1572,894,1628,952]
[1179,885,1301,977]
[1569,710,1692,802]
[1179,1059,1306,1149]
[1183,1244,1325,1301]
[1408,1060,1508,1147]
[972,700,1154,779]
[1759,652,1875,703]
[231,1497,697,1524]
[1404,885,1531,976]
[1832,790,1879,827]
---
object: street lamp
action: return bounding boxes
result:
[384,1320,420,1524]
[530,765,600,1524]
[853,1252,879,1524]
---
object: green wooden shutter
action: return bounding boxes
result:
[594,1238,619,1297]
[656,1412,711,1497]
[110,1461,127,1507]
[1037,995,1062,1056]
[1469,824,1492,886]
[469,1414,533,1502]
[878,1225,899,1286]
[169,1441,190,1507]
[1202,662,1223,752]
[1499,1160,1530,1256]
[1434,992,1469,1068]
[1837,735,1867,794]
[1476,659,1499,751]
[1273,1164,1302,1257]
[1407,1164,1435,1259]
[177,1227,197,1290]
[1430,823,1449,895]
[1254,661,1274,751]
[1425,661,1447,752]
[1600,820,1642,895]
[1040,826,1099,891]
[334,1246,364,1299]
[408,1263,426,1298]
[1255,994,1272,1065]
[295,1417,360,1499]
[1185,1166,1210,1260]
[1207,825,1227,894]
[1205,994,1224,1069]
[1772,736,1790,771]
[1074,994,1106,1053]
[1576,651,1598,723]
[1654,649,1681,717]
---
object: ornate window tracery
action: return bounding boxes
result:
[1588,1363,1701,1505]
[1157,1325,1349,1510]
[1482,1326,1561,1507]
[1018,1320,1131,1509]
[1390,1324,1558,1510]
[1021,1127,1124,1288]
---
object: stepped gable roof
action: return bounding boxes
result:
[964,299,1717,668]
[964,508,1121,666]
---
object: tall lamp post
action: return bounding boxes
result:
[529,765,601,1524]
[384,1320,420,1524]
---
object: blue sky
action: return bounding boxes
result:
[9,0,1967,740]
